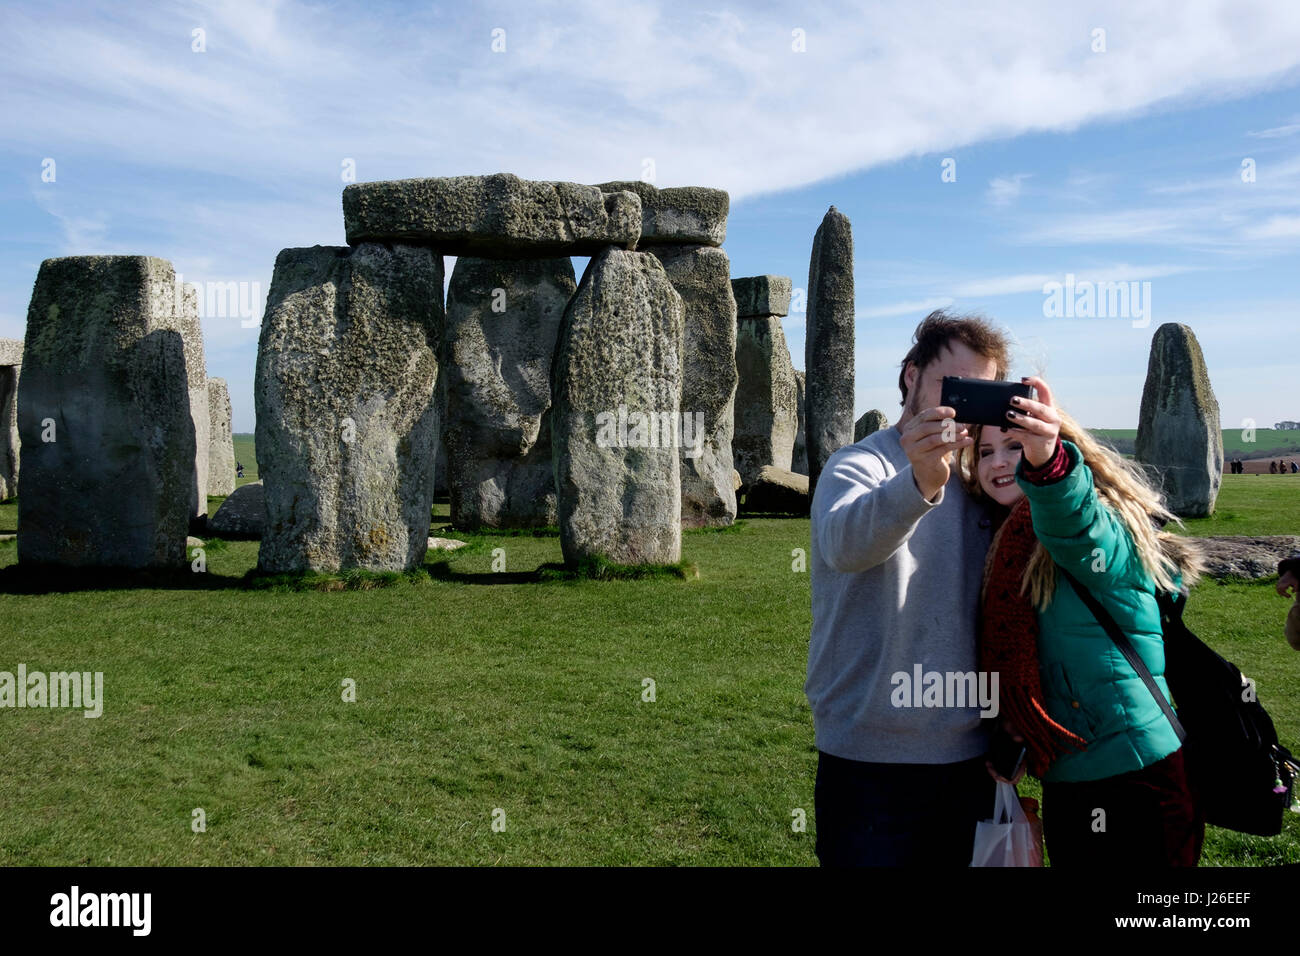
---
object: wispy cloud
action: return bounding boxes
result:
[987,173,1032,206]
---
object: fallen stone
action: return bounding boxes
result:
[207,377,236,497]
[855,409,889,442]
[593,180,728,246]
[731,275,792,319]
[427,536,467,551]
[17,255,194,568]
[186,536,205,549]
[210,480,264,538]
[343,173,641,257]
[742,465,810,514]
[1135,323,1223,518]
[255,244,442,572]
[1198,536,1300,579]
[443,256,575,528]
[650,244,737,528]
[552,247,684,565]
[805,206,855,498]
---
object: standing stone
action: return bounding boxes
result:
[443,256,576,528]
[732,276,797,486]
[0,339,22,500]
[1136,322,1223,518]
[174,284,209,524]
[17,256,194,568]
[553,248,684,565]
[255,244,443,573]
[343,174,641,256]
[207,377,236,497]
[793,369,808,475]
[650,244,737,527]
[854,409,889,442]
[805,206,855,498]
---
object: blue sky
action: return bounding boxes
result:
[2,0,1298,432]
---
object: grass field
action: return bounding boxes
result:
[1094,427,1300,460]
[0,475,1297,865]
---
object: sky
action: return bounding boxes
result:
[1,0,1298,433]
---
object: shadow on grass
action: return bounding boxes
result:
[424,555,698,584]
[432,524,561,538]
[0,561,248,594]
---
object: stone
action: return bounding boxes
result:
[427,536,467,551]
[742,465,809,514]
[0,338,21,501]
[1197,535,1300,579]
[174,283,209,524]
[649,244,737,527]
[734,311,798,486]
[792,369,808,475]
[207,377,236,497]
[209,480,264,538]
[804,206,855,498]
[1135,323,1223,518]
[731,275,791,319]
[186,536,205,549]
[552,247,684,565]
[254,244,443,572]
[343,173,641,257]
[443,256,576,528]
[855,409,889,442]
[17,256,194,568]
[592,181,728,246]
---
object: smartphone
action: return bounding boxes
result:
[988,726,1027,780]
[941,376,1037,428]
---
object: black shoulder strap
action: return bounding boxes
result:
[1057,566,1187,744]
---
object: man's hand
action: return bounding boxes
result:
[1007,375,1061,468]
[899,406,970,501]
[1278,569,1299,599]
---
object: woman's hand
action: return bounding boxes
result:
[1007,375,1061,468]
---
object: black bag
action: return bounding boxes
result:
[1059,567,1299,837]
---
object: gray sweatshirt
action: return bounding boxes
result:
[805,425,993,764]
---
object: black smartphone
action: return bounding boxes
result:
[941,376,1037,428]
[988,725,1027,780]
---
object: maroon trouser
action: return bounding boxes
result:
[1042,747,1204,867]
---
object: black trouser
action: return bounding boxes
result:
[1042,748,1203,867]
[814,751,995,867]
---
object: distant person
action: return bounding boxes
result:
[1278,553,1300,651]
[236,462,245,479]
[1291,460,1298,474]
[1270,460,1278,474]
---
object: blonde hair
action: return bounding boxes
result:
[959,409,1204,610]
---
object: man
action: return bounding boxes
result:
[806,309,1012,866]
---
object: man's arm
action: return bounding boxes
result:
[813,446,943,574]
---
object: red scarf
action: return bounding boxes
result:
[978,496,1088,777]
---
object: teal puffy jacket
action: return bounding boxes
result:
[1015,439,1183,784]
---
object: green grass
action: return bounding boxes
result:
[1178,474,1300,537]
[0,481,1297,866]
[232,432,258,484]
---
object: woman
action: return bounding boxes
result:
[960,375,1206,867]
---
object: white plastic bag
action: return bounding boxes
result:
[970,781,1044,867]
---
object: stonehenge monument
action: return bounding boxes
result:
[0,338,21,500]
[443,256,576,529]
[732,275,797,486]
[804,206,855,498]
[255,243,443,573]
[210,480,264,538]
[344,174,641,256]
[17,256,195,568]
[207,377,236,497]
[1136,322,1223,518]
[854,409,889,442]
[174,283,210,525]
[792,369,808,475]
[552,247,685,565]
